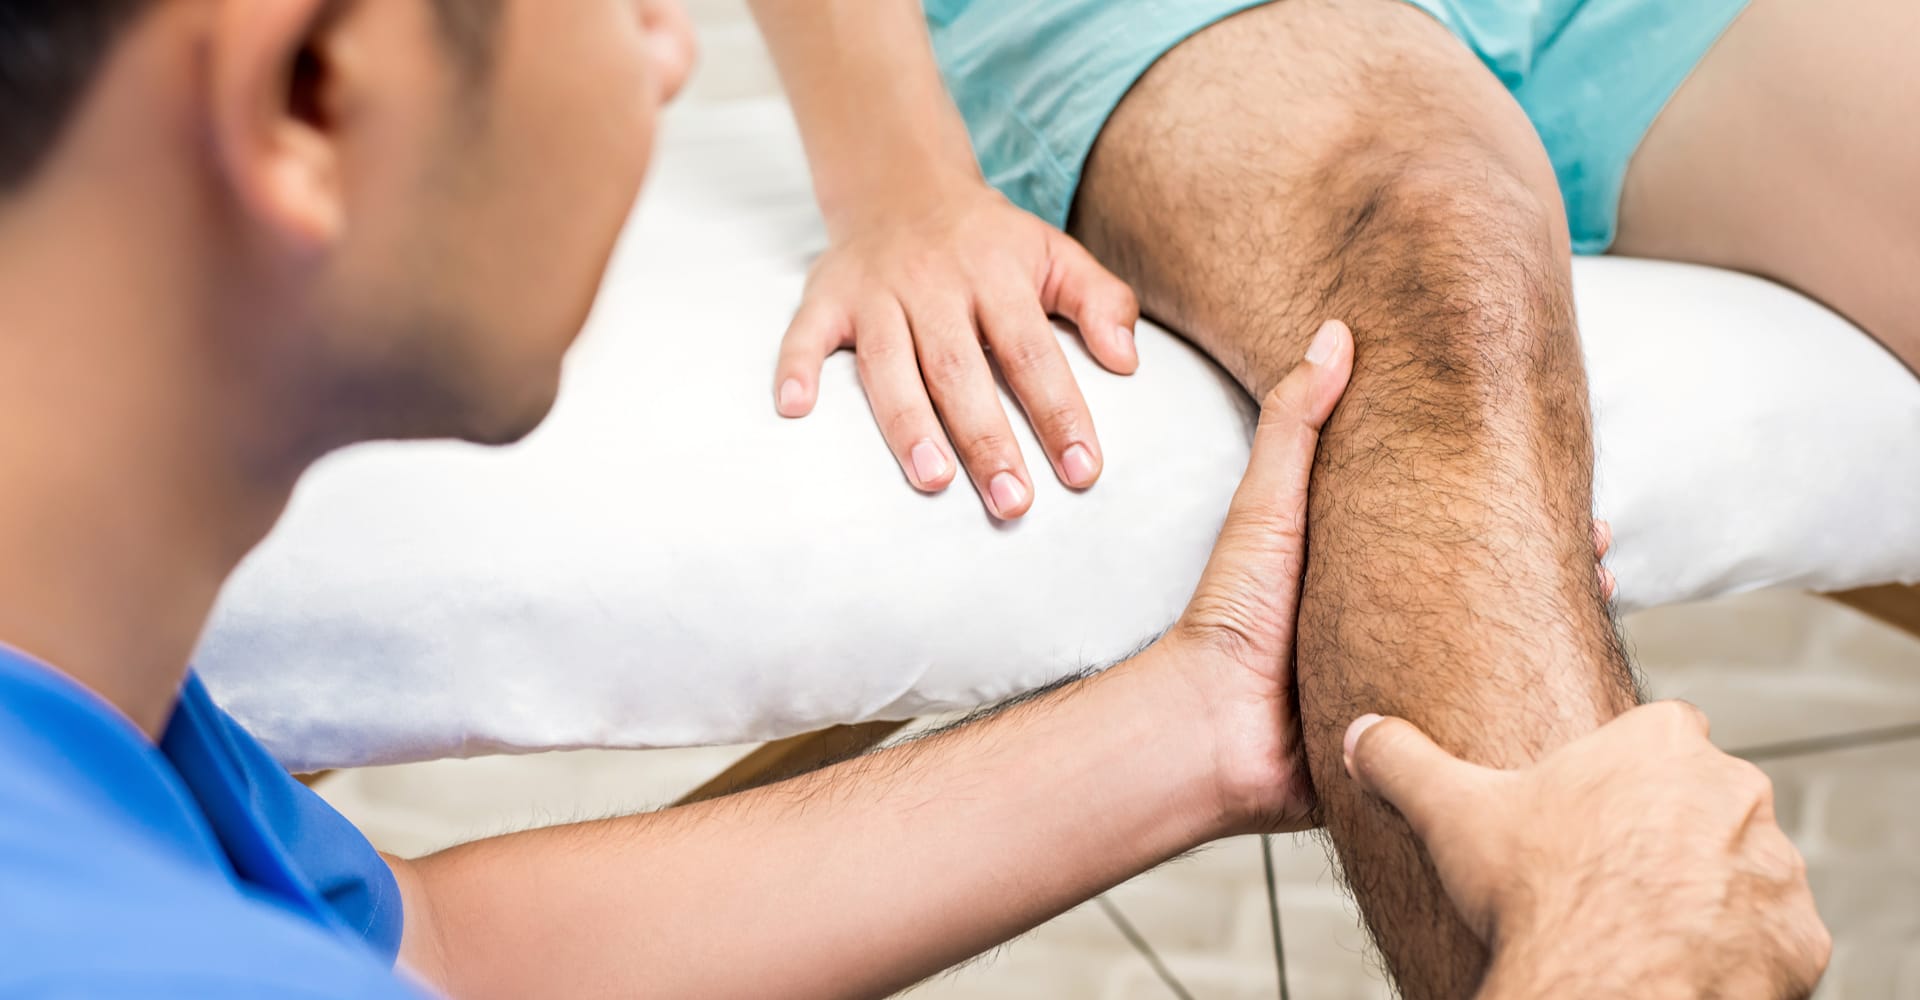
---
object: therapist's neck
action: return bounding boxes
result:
[0,125,310,740]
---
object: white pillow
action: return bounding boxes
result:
[198,101,1920,771]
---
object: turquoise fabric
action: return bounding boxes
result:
[927,0,1750,253]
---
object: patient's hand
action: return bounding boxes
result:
[773,180,1140,520]
[1344,704,1831,998]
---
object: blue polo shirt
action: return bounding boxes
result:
[0,645,425,998]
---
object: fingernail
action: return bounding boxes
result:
[1062,444,1098,487]
[988,472,1027,518]
[1343,714,1385,765]
[777,379,806,415]
[1305,321,1341,366]
[910,440,949,486]
[1116,325,1137,354]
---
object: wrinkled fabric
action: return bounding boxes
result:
[928,0,1750,251]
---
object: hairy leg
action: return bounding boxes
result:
[1073,3,1637,995]
[1617,0,1920,371]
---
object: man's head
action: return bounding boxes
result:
[0,0,688,454]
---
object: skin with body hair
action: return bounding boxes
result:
[753,0,1907,994]
[1345,704,1829,1000]
[752,0,1626,991]
[1076,7,1637,991]
[0,0,1824,997]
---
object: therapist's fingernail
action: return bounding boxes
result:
[989,472,1027,518]
[910,440,949,486]
[1343,714,1385,773]
[1305,320,1342,366]
[1062,444,1098,487]
[777,379,806,416]
[1117,325,1137,353]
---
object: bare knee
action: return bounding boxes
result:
[1319,154,1579,399]
[1074,0,1576,396]
[1101,132,1579,405]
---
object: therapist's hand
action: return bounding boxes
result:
[395,320,1350,1000]
[1154,319,1354,833]
[1344,703,1831,999]
[773,178,1140,520]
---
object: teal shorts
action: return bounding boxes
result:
[925,0,1750,254]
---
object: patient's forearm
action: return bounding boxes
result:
[747,0,981,231]
[391,648,1230,1000]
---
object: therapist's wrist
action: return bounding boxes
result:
[1476,909,1693,1000]
[1124,636,1314,839]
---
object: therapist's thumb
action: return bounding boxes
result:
[1199,321,1354,581]
[1182,320,1355,654]
[1343,714,1488,843]
[1255,319,1354,466]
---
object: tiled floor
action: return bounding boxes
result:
[321,591,1920,998]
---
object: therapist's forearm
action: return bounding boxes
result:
[747,0,982,232]
[392,646,1236,1000]
[1476,944,1692,1000]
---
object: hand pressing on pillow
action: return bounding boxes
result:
[752,0,1137,520]
[773,179,1139,520]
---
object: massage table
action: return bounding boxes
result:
[196,97,1920,787]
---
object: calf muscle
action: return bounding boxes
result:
[1074,3,1637,995]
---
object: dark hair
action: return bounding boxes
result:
[0,0,499,193]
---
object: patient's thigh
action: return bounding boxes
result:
[1615,0,1920,371]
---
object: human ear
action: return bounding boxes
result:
[206,0,344,252]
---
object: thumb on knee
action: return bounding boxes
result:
[1259,319,1354,439]
[1228,320,1354,519]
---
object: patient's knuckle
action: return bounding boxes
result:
[856,334,905,369]
[895,253,943,288]
[1035,399,1083,439]
[880,409,926,443]
[996,332,1056,374]
[921,347,977,387]
[959,429,1015,461]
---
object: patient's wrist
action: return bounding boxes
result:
[816,164,991,240]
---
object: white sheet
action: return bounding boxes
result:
[197,100,1920,771]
